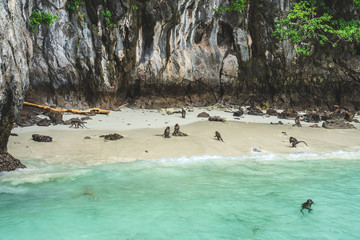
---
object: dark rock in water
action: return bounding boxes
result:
[47,111,63,125]
[233,110,244,117]
[208,116,226,122]
[32,134,53,142]
[303,113,320,123]
[278,109,298,119]
[100,133,124,140]
[246,106,264,116]
[266,109,278,116]
[84,136,91,139]
[322,120,356,129]
[37,118,52,126]
[197,112,210,118]
[0,152,26,172]
[10,133,18,136]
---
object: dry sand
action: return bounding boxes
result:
[8,107,360,167]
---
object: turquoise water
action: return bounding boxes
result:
[1,152,360,239]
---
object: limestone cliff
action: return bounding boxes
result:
[24,0,360,109]
[1,0,360,171]
[0,0,30,171]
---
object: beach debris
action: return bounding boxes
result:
[81,116,92,121]
[84,136,91,140]
[303,113,320,123]
[322,119,356,129]
[182,107,186,118]
[99,133,123,141]
[69,118,88,129]
[207,106,218,111]
[32,134,52,142]
[301,199,314,213]
[278,108,298,119]
[172,124,188,136]
[309,124,319,128]
[289,137,308,148]
[282,132,287,136]
[37,118,52,127]
[252,147,261,153]
[10,133,18,136]
[270,121,283,125]
[23,101,110,115]
[214,131,224,142]
[197,112,210,118]
[246,106,264,116]
[266,108,278,116]
[208,116,226,122]
[47,111,63,124]
[233,109,244,117]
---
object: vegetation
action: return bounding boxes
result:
[217,0,360,56]
[100,10,117,28]
[217,0,247,13]
[66,0,85,12]
[30,10,60,32]
[273,0,360,55]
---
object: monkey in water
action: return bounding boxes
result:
[182,108,186,118]
[214,131,224,142]
[301,199,314,213]
[164,126,171,138]
[289,136,308,147]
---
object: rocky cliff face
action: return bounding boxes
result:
[0,0,30,171]
[1,0,360,171]
[25,0,360,109]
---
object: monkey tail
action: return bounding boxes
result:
[298,141,308,146]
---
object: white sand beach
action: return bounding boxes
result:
[8,107,360,167]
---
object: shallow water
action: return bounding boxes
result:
[1,152,360,240]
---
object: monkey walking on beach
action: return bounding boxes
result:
[214,131,224,142]
[301,199,314,213]
[289,136,308,147]
[182,108,186,118]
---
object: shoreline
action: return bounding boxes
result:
[8,107,360,167]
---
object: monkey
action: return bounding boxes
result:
[301,199,314,213]
[172,124,180,136]
[181,107,186,118]
[214,131,224,142]
[172,124,188,136]
[294,115,301,127]
[69,118,88,128]
[164,126,171,138]
[289,136,308,147]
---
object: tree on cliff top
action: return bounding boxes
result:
[218,0,360,55]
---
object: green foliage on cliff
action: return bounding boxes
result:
[100,10,117,28]
[30,10,60,32]
[273,0,360,55]
[217,0,247,12]
[66,0,85,12]
[218,0,360,55]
